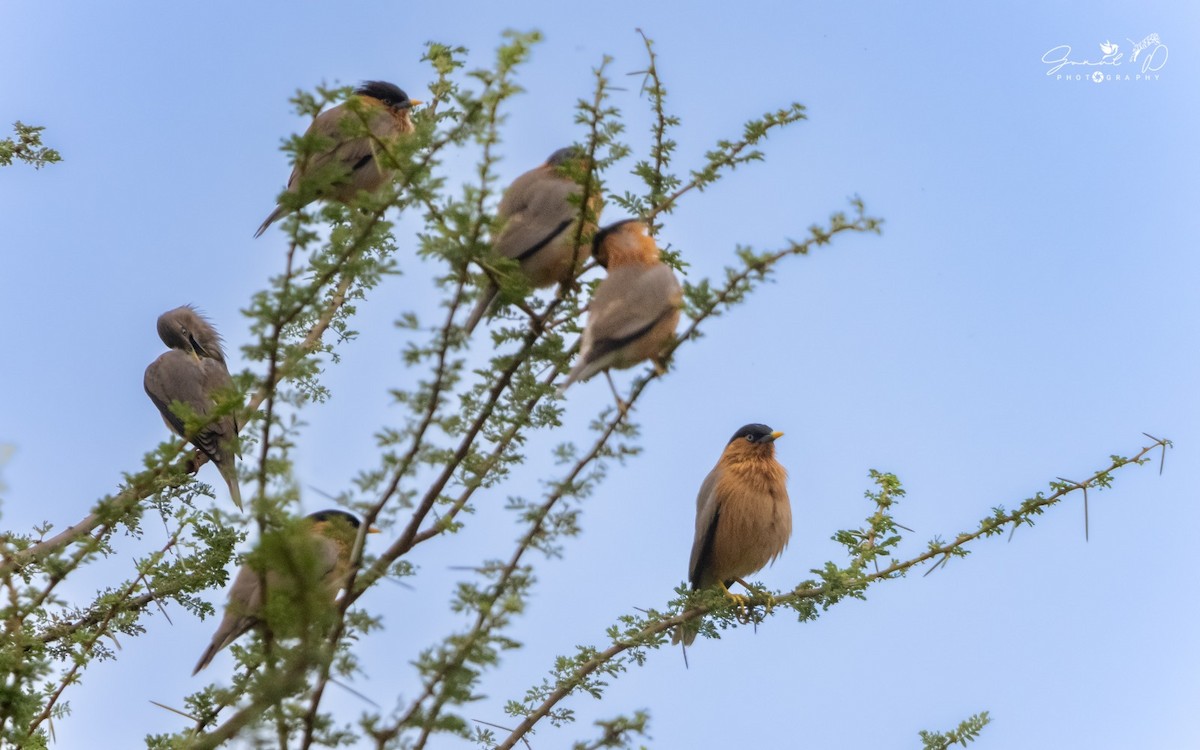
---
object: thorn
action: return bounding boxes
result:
[1143,432,1168,475]
[1058,477,1090,541]
[923,555,947,577]
[1084,486,1090,542]
[329,678,381,708]
[149,699,201,722]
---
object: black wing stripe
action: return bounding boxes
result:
[514,218,573,261]
[587,304,675,363]
[690,506,721,590]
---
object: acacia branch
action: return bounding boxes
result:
[394,204,878,742]
[496,436,1169,749]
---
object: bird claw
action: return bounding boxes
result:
[719,585,751,621]
[729,594,750,622]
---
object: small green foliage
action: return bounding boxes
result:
[919,711,991,749]
[0,121,61,168]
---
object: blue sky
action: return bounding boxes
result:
[2,1,1197,748]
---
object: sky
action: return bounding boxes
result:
[2,1,1198,748]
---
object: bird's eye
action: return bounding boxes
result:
[744,434,755,443]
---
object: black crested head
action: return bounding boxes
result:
[591,218,641,267]
[355,81,412,109]
[728,423,780,445]
[306,509,362,528]
[546,146,582,167]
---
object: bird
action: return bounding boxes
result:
[254,80,422,238]
[674,424,791,646]
[144,306,243,510]
[558,219,682,394]
[192,509,379,674]
[463,147,599,333]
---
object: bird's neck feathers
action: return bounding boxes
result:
[604,232,660,269]
[722,441,785,473]
[390,108,415,134]
[354,93,415,135]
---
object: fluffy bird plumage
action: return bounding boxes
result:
[254,80,420,237]
[144,306,243,509]
[559,220,681,390]
[192,510,371,674]
[464,147,598,333]
[675,424,791,646]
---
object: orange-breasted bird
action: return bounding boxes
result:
[463,147,600,333]
[192,510,380,674]
[254,80,422,237]
[674,424,791,646]
[559,220,681,392]
[144,306,243,510]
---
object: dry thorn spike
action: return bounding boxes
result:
[471,719,533,750]
[1142,432,1168,475]
[1057,477,1090,541]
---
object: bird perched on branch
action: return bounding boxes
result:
[192,510,379,674]
[674,424,791,646]
[144,306,243,509]
[463,147,599,333]
[254,80,422,237]
[558,220,681,395]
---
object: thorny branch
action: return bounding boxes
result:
[494,435,1170,750]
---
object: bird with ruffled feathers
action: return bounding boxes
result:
[255,80,422,237]
[464,146,600,333]
[144,305,243,509]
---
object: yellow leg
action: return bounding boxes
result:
[732,578,776,614]
[718,581,749,621]
[604,372,629,415]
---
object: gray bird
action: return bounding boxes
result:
[675,424,791,646]
[255,80,422,238]
[559,220,682,391]
[463,147,599,333]
[193,509,378,674]
[144,306,242,509]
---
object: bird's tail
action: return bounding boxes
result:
[218,462,243,511]
[192,640,220,675]
[671,620,699,647]
[557,355,599,396]
[463,283,500,334]
[254,205,287,238]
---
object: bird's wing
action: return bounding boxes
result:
[286,104,396,191]
[687,464,724,589]
[199,358,241,444]
[584,265,682,362]
[144,351,211,440]
[193,562,263,674]
[494,172,579,262]
[144,352,239,463]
